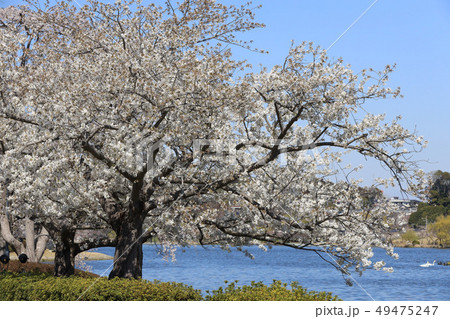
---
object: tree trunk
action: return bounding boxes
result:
[35,226,49,262]
[0,233,7,256]
[53,228,77,277]
[25,217,37,262]
[109,210,146,279]
[0,213,25,255]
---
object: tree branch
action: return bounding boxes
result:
[82,141,136,182]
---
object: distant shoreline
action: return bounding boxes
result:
[9,249,114,262]
[392,238,449,249]
[393,244,449,249]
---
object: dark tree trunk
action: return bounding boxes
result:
[0,234,8,256]
[109,209,146,279]
[52,228,77,277]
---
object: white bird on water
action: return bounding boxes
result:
[420,260,436,267]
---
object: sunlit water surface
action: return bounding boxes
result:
[85,246,449,300]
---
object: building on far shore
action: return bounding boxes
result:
[387,197,420,230]
[389,197,420,214]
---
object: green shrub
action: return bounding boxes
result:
[401,229,420,245]
[204,280,341,301]
[0,272,202,301]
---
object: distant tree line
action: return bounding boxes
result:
[409,170,450,227]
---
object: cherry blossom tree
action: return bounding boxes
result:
[0,0,426,279]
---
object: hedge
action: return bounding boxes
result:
[204,280,341,301]
[0,272,202,301]
[0,273,340,301]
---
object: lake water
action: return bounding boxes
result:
[85,245,449,301]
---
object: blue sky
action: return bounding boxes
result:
[231,0,450,193]
[245,0,450,197]
[2,0,449,197]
